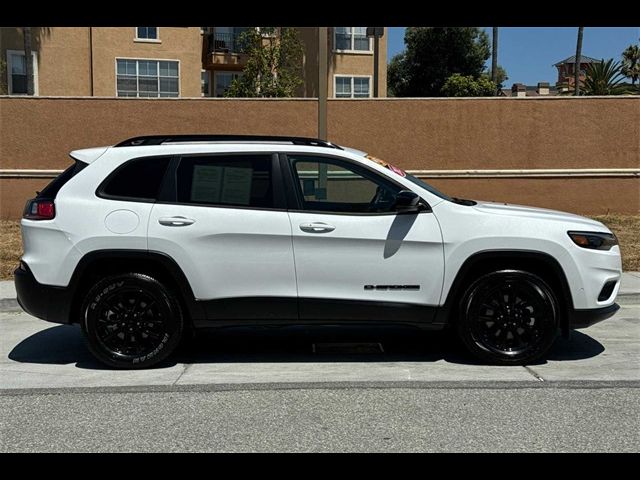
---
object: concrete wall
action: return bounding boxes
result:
[1,96,638,219]
[327,97,639,170]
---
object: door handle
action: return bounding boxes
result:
[299,222,335,233]
[158,216,196,227]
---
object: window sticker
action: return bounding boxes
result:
[220,167,253,204]
[191,165,223,203]
[365,154,407,177]
[190,165,253,205]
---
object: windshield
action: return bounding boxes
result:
[402,171,453,201]
[364,155,452,201]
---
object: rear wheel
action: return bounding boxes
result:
[80,273,184,369]
[457,270,559,365]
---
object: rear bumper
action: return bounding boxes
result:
[14,263,73,324]
[568,303,619,329]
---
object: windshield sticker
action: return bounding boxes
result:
[388,164,406,177]
[366,154,407,177]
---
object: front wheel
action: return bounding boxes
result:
[457,270,559,365]
[80,273,184,369]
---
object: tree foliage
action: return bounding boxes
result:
[225,27,304,98]
[387,27,491,97]
[580,58,632,95]
[481,65,508,90]
[441,74,497,97]
[621,42,640,85]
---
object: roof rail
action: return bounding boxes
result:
[114,135,343,149]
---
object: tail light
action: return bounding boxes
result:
[23,199,56,220]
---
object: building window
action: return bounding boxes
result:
[202,70,210,96]
[136,27,158,40]
[211,27,249,54]
[214,71,241,97]
[334,27,371,52]
[6,50,38,95]
[116,59,179,97]
[334,76,370,98]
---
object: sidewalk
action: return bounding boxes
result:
[1,272,639,304]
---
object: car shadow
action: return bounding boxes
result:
[7,323,606,370]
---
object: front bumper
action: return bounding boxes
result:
[14,263,73,324]
[568,303,620,329]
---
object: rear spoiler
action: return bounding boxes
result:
[69,146,110,164]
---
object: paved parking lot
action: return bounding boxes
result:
[1,301,638,389]
[1,278,638,452]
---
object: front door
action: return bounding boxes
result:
[285,154,445,323]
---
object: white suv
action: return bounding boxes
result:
[14,135,622,368]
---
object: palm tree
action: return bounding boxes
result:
[580,59,630,95]
[574,27,584,96]
[491,27,498,94]
[23,27,34,95]
[621,43,640,85]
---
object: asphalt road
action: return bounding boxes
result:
[2,384,638,452]
[1,301,639,452]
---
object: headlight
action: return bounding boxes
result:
[568,231,618,250]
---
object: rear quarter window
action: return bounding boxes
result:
[99,156,171,201]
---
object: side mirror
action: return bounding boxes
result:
[394,190,422,213]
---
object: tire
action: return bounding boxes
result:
[80,273,184,369]
[457,270,559,365]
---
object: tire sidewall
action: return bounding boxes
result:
[81,273,183,369]
[457,270,559,365]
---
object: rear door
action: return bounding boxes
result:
[148,152,297,320]
[283,153,444,323]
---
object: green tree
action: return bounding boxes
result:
[481,65,508,90]
[225,27,304,98]
[441,73,497,97]
[387,27,491,97]
[580,58,631,95]
[621,42,640,85]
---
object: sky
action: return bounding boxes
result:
[387,27,640,86]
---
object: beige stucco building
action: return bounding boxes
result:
[1,27,203,97]
[1,27,387,99]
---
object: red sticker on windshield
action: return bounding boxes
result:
[389,165,406,177]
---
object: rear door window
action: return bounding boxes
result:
[176,155,274,209]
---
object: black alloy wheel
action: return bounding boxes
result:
[457,270,559,365]
[81,273,184,369]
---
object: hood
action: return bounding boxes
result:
[472,200,608,230]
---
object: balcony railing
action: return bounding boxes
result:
[206,31,246,54]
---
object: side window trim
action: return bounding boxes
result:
[157,152,286,211]
[282,153,427,216]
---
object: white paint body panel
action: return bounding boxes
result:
[288,211,444,304]
[433,200,621,310]
[20,142,622,314]
[148,204,297,300]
